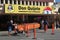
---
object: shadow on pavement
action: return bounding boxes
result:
[0,33,20,37]
[0,35,8,36]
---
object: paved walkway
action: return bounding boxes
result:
[0,29,60,40]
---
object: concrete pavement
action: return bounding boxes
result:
[0,29,60,40]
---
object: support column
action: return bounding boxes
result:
[41,2,43,6]
[38,2,40,6]
[11,15,12,20]
[35,1,36,6]
[16,0,18,4]
[12,0,14,4]
[24,1,26,5]
[26,15,28,23]
[28,1,29,6]
[4,0,5,4]
[8,0,10,4]
[17,15,19,22]
[23,15,25,23]
[31,1,33,6]
[45,2,46,6]
[20,1,22,5]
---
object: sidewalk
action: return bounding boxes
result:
[0,29,60,40]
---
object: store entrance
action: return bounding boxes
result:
[0,14,60,31]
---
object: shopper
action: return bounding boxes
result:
[7,20,13,36]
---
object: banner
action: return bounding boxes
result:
[5,4,48,14]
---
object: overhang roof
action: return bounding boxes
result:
[20,0,54,2]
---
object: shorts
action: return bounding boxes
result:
[8,26,12,32]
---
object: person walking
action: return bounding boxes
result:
[41,20,44,29]
[13,22,18,35]
[43,20,48,32]
[7,20,13,36]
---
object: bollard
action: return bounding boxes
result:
[51,23,55,35]
[26,24,29,37]
[32,25,36,39]
[34,29,36,39]
[44,25,47,32]
[45,25,48,32]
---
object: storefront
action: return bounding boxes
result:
[0,0,55,30]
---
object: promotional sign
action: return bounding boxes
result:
[5,4,51,14]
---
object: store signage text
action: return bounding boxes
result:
[18,6,40,10]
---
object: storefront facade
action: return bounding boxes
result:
[0,0,58,30]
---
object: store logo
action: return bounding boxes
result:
[8,5,14,12]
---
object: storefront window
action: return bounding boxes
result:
[46,2,48,6]
[29,1,31,5]
[22,1,24,5]
[10,0,12,4]
[36,1,38,6]
[43,2,45,6]
[1,0,3,4]
[33,1,35,5]
[40,2,41,6]
[5,0,8,4]
[18,0,20,4]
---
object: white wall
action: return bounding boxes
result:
[49,2,53,6]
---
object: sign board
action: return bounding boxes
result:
[5,4,52,14]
